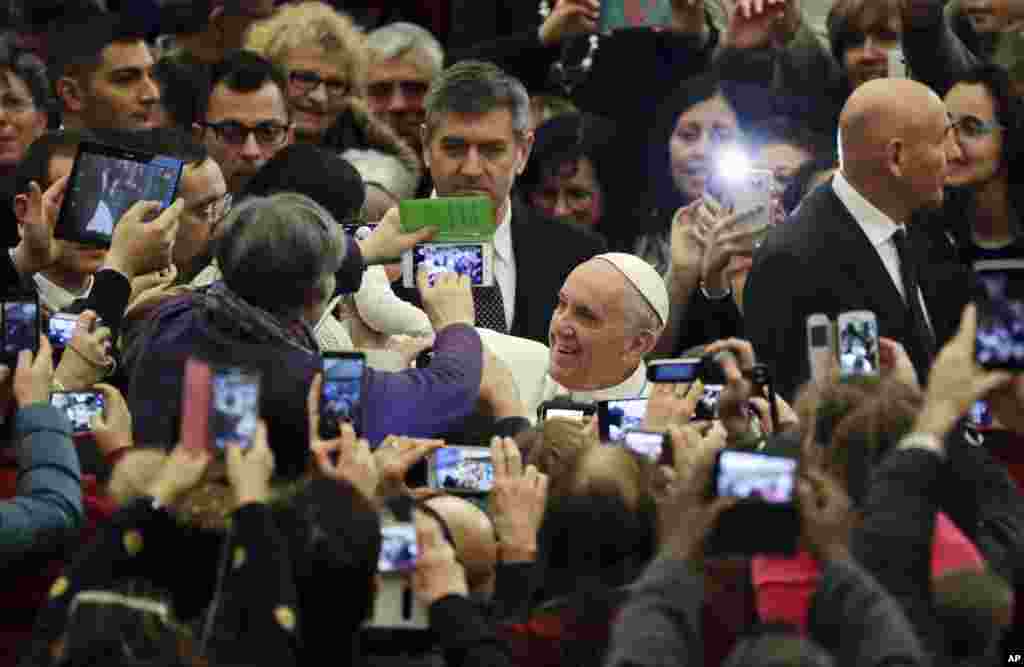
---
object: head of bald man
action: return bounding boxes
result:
[838,78,961,223]
[424,495,499,597]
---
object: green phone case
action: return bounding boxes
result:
[399,196,496,243]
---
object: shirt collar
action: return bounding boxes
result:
[832,170,903,247]
[564,360,650,403]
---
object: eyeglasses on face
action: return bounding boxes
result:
[188,192,233,228]
[951,114,1005,140]
[288,70,350,100]
[198,120,290,147]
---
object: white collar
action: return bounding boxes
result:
[559,360,650,403]
[492,198,513,261]
[832,170,904,247]
[33,271,93,313]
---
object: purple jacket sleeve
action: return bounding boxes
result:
[361,323,483,445]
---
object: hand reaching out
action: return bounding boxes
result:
[489,437,548,562]
[307,373,379,501]
[539,0,600,47]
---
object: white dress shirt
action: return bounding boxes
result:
[492,199,516,328]
[832,171,934,333]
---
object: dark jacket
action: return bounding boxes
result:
[744,181,978,400]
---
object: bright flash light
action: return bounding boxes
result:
[716,146,751,183]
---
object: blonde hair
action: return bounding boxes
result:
[245,1,368,95]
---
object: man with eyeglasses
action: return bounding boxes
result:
[365,23,444,169]
[193,51,294,195]
[745,78,978,400]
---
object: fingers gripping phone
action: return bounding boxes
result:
[837,310,880,380]
[320,352,366,439]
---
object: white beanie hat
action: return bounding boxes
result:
[594,252,669,327]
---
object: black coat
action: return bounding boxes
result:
[744,181,978,400]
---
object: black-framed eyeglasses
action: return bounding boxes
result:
[951,114,1005,140]
[198,120,290,147]
[288,70,350,100]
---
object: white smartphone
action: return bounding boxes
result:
[806,313,833,385]
[709,169,775,244]
[402,242,494,288]
[369,519,428,629]
[887,47,907,78]
[837,310,880,380]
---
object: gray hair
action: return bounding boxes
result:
[366,22,444,77]
[622,281,662,336]
[216,192,346,316]
[342,148,418,201]
[424,60,530,141]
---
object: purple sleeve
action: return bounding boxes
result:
[361,324,483,445]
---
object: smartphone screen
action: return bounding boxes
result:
[321,354,365,432]
[693,384,724,421]
[210,367,261,451]
[48,313,78,348]
[544,408,586,421]
[379,522,418,573]
[412,243,487,286]
[809,323,830,348]
[599,398,649,442]
[716,451,797,504]
[622,430,668,465]
[647,359,701,383]
[976,273,1024,369]
[3,299,38,359]
[838,314,880,378]
[968,399,993,429]
[431,446,494,493]
[50,391,104,434]
[58,142,184,246]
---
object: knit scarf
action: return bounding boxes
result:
[196,281,320,356]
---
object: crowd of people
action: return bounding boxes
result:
[0,0,1022,665]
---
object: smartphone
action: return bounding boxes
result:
[887,47,907,78]
[428,446,494,493]
[320,352,366,438]
[209,365,261,451]
[50,390,105,435]
[976,273,1024,370]
[600,0,673,32]
[56,141,184,247]
[694,384,724,421]
[621,430,672,466]
[647,358,702,383]
[806,313,833,385]
[713,450,797,503]
[968,399,993,429]
[2,295,39,362]
[537,398,596,422]
[598,398,648,442]
[708,168,775,244]
[379,521,419,573]
[342,222,378,241]
[399,196,496,243]
[706,450,800,556]
[47,312,78,348]
[837,310,880,380]
[402,242,494,288]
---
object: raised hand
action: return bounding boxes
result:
[489,437,548,562]
[539,0,600,47]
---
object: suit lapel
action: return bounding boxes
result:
[820,190,907,328]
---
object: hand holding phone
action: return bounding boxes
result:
[180,358,261,453]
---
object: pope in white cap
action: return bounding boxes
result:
[544,252,669,400]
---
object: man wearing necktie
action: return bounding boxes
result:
[745,78,981,400]
[393,60,606,343]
